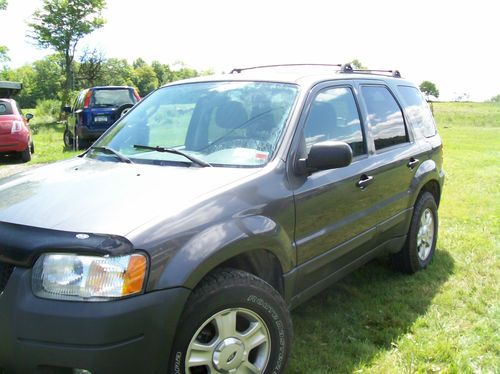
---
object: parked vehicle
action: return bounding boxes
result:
[0,98,34,162]
[0,64,444,374]
[63,86,140,149]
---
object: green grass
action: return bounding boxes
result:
[288,102,500,373]
[1,102,498,372]
[29,121,80,164]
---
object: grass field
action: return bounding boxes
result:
[1,102,498,373]
[288,102,500,373]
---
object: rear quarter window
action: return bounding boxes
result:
[360,85,408,151]
[397,85,437,138]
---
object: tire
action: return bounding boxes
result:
[63,128,73,148]
[391,192,438,273]
[20,146,31,163]
[169,269,292,374]
[114,103,133,122]
[30,141,35,154]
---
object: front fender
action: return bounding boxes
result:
[155,215,294,290]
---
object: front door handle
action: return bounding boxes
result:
[357,174,374,189]
[407,157,420,169]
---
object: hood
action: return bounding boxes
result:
[0,157,258,236]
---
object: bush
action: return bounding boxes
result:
[35,99,62,124]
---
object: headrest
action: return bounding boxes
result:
[215,100,248,129]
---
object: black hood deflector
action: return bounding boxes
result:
[0,221,134,267]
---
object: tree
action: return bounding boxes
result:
[0,0,7,64]
[28,0,106,105]
[489,94,500,103]
[419,81,439,99]
[132,64,159,96]
[32,54,64,101]
[0,46,8,66]
[100,58,134,86]
[77,47,106,88]
[349,59,367,69]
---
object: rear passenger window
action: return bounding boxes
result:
[361,86,408,150]
[303,87,365,157]
[398,85,437,138]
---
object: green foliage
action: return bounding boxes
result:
[1,52,206,105]
[349,59,367,69]
[419,80,440,98]
[76,48,105,88]
[132,64,159,96]
[0,45,8,64]
[99,58,134,86]
[35,99,62,123]
[0,0,6,10]
[287,102,500,373]
[489,94,500,102]
[29,0,107,103]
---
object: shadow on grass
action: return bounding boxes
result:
[287,249,454,373]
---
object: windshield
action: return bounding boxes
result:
[92,81,298,167]
[92,89,136,108]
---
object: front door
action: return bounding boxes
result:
[291,83,381,294]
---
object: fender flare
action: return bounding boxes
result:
[409,158,442,207]
[155,215,295,290]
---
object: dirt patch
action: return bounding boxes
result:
[0,162,42,179]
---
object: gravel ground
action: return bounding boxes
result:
[0,160,42,179]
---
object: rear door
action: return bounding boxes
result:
[355,81,421,243]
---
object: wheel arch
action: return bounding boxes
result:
[154,216,295,297]
[411,159,443,207]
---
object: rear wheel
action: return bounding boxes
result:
[169,269,292,374]
[30,141,35,154]
[63,128,73,148]
[20,146,31,163]
[391,192,438,273]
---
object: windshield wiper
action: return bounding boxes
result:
[133,144,212,167]
[89,146,134,164]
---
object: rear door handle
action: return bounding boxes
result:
[357,174,374,189]
[407,157,420,169]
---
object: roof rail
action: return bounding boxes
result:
[230,63,342,74]
[339,63,402,78]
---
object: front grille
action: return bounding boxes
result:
[0,261,14,293]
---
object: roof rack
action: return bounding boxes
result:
[229,63,402,78]
[230,63,342,74]
[339,63,401,78]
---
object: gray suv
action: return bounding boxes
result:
[0,64,444,374]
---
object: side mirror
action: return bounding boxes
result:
[296,141,353,175]
[63,106,72,114]
[25,113,34,122]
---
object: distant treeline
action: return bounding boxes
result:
[0,52,213,108]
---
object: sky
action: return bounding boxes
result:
[0,0,499,101]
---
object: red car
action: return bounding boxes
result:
[0,99,34,162]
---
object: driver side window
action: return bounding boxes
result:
[303,87,365,157]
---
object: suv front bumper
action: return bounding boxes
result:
[0,266,190,374]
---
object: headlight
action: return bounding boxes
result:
[32,253,148,301]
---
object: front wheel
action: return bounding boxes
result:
[169,269,292,374]
[391,192,438,273]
